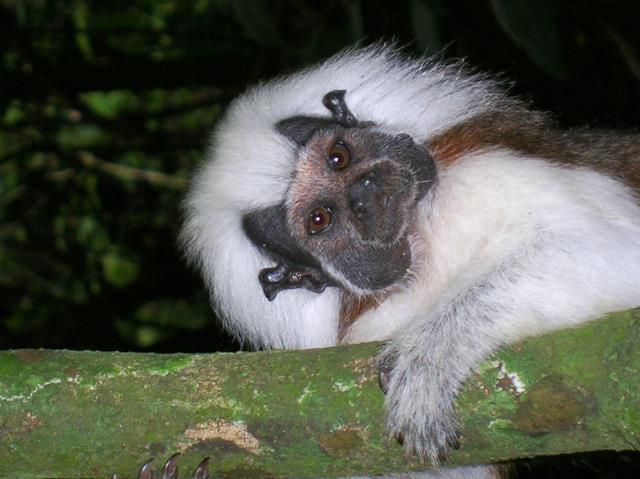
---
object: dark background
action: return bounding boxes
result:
[1,1,639,475]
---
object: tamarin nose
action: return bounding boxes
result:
[347,171,401,243]
[348,172,389,219]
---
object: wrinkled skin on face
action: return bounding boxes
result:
[243,90,437,299]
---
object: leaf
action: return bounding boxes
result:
[101,249,139,288]
[55,124,109,150]
[135,298,209,330]
[82,91,140,119]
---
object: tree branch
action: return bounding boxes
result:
[0,309,639,478]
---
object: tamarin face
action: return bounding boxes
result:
[243,90,436,300]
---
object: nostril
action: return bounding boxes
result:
[350,199,367,218]
[362,171,377,188]
[349,172,382,219]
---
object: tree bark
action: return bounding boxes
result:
[1,309,639,479]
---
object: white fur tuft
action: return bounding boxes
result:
[181,44,511,349]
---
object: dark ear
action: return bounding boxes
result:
[322,90,358,126]
[276,89,373,146]
[275,116,336,146]
[242,204,331,300]
[242,204,320,270]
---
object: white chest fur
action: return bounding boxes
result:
[344,148,640,344]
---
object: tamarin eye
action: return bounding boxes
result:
[327,142,350,170]
[308,206,333,234]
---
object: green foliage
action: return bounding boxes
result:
[82,90,141,119]
[0,1,231,350]
[102,248,140,288]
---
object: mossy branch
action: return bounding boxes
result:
[1,309,639,479]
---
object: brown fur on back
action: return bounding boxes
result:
[428,111,640,191]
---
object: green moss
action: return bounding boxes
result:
[1,312,639,477]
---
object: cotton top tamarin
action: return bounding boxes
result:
[180,44,640,477]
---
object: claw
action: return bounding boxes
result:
[119,456,211,479]
[111,455,210,479]
[191,457,211,479]
[377,352,397,394]
[138,459,156,479]
[450,434,461,451]
[132,453,211,479]
[161,453,180,479]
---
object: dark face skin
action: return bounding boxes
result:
[242,90,437,300]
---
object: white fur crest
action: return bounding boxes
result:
[180,44,510,349]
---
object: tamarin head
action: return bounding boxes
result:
[243,90,436,299]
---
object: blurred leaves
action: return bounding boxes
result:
[102,248,140,288]
[82,91,140,119]
[0,0,231,351]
